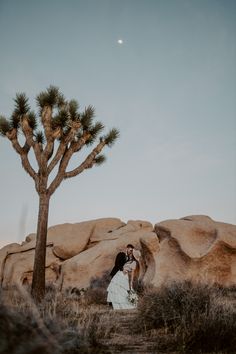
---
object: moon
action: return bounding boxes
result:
[117,39,124,44]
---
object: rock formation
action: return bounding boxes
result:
[0,215,235,290]
[154,215,236,287]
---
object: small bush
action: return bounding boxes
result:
[83,287,108,305]
[186,302,236,353]
[138,281,213,330]
[89,271,111,289]
[0,285,115,354]
[0,302,60,354]
[135,281,236,353]
[81,271,111,306]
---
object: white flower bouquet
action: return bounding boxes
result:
[127,289,138,306]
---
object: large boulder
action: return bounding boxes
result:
[24,218,125,260]
[0,217,125,285]
[0,215,235,290]
[2,245,59,288]
[154,215,236,287]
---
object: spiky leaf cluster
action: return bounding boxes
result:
[0,111,38,137]
[80,105,95,130]
[14,93,30,116]
[10,111,20,129]
[104,128,120,147]
[86,121,105,146]
[27,112,37,130]
[94,154,106,166]
[35,131,45,144]
[68,100,79,121]
[36,86,65,109]
[0,116,11,136]
[8,93,38,133]
[51,109,69,130]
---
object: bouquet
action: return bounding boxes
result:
[127,289,138,306]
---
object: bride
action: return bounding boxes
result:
[107,248,141,309]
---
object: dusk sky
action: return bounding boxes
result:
[0,0,236,248]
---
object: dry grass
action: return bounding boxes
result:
[134,281,236,353]
[0,282,116,354]
[1,280,236,353]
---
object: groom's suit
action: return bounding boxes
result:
[110,252,128,278]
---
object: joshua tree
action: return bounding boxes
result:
[0,86,119,302]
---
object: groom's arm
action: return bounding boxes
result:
[115,252,126,270]
[110,252,126,276]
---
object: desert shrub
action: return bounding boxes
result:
[83,287,108,305]
[186,300,236,353]
[0,300,107,354]
[0,285,115,354]
[89,271,111,289]
[81,271,111,306]
[136,281,211,331]
[135,281,236,353]
[0,302,60,354]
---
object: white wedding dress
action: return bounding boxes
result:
[107,260,137,310]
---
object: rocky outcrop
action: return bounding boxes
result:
[0,218,154,288]
[154,215,236,287]
[60,227,155,289]
[0,215,235,290]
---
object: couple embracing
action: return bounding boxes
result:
[107,244,141,309]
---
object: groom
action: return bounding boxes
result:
[110,244,134,278]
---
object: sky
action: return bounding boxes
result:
[0,0,236,248]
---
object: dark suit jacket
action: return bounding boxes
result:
[110,252,127,278]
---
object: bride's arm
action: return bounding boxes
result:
[128,270,135,291]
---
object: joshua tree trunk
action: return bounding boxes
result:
[31,192,50,302]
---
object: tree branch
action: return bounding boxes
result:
[64,140,106,179]
[47,130,90,175]
[41,106,55,163]
[47,133,99,196]
[41,106,52,139]
[21,117,42,168]
[6,129,39,191]
[47,146,73,196]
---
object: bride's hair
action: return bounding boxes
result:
[126,250,141,281]
[133,256,140,281]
